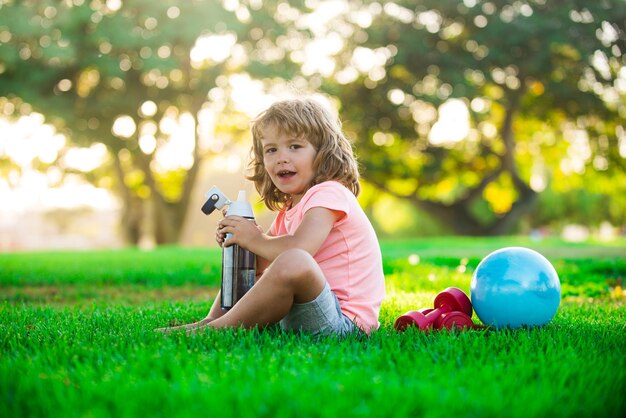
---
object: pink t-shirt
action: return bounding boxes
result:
[269,181,385,333]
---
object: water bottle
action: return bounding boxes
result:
[201,187,256,310]
[220,190,256,309]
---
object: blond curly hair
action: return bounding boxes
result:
[247,97,360,211]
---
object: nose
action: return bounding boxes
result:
[276,149,289,164]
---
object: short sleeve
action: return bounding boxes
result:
[301,182,351,221]
[269,210,285,236]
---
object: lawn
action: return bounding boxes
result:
[1,237,625,418]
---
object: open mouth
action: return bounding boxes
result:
[277,170,296,179]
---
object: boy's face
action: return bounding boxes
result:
[259,123,317,206]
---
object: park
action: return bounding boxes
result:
[1,1,625,417]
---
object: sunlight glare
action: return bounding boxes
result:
[0,114,117,214]
[428,99,470,146]
[42,175,117,210]
[229,73,273,117]
[349,10,373,28]
[591,50,611,80]
[530,161,547,192]
[301,34,342,76]
[351,46,391,78]
[470,97,489,113]
[197,107,215,153]
[213,154,242,173]
[384,2,414,24]
[140,100,158,117]
[597,20,619,46]
[0,168,116,213]
[62,143,108,172]
[388,89,405,105]
[190,33,237,66]
[352,47,377,72]
[560,128,591,175]
[300,0,348,35]
[618,126,626,158]
[417,10,442,33]
[1,114,65,168]
[106,0,122,12]
[38,134,66,164]
[139,135,157,154]
[112,115,136,138]
[335,66,359,84]
[154,112,195,172]
[159,113,178,135]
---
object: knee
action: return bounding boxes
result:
[269,249,317,284]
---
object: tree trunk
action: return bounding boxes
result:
[367,89,538,236]
[371,180,536,236]
[108,106,208,246]
[145,111,204,245]
[112,154,142,244]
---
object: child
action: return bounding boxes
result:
[160,97,385,335]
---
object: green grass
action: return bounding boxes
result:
[1,237,625,418]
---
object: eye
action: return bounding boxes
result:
[264,147,277,154]
[290,143,303,150]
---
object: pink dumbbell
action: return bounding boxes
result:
[434,311,475,331]
[394,287,473,332]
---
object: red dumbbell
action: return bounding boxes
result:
[434,311,475,331]
[394,308,433,331]
[394,287,473,332]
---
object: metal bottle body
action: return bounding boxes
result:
[200,187,256,310]
[221,216,256,310]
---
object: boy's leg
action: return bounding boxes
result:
[155,291,224,333]
[206,248,326,329]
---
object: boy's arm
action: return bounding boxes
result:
[252,207,340,261]
[205,290,226,321]
[221,207,341,263]
[255,255,271,280]
[253,225,274,278]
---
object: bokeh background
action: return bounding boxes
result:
[0,0,624,251]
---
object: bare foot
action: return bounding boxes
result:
[154,317,213,333]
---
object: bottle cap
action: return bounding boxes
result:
[200,185,231,215]
[226,190,255,218]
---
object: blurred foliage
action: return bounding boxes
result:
[0,0,305,244]
[0,0,625,242]
[324,0,626,235]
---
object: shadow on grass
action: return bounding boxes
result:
[0,284,218,305]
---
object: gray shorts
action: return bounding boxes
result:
[280,282,357,336]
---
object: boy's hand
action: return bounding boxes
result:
[215,208,230,247]
[215,225,226,247]
[219,216,264,249]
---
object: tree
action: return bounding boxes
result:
[2,0,625,241]
[0,0,304,244]
[323,0,626,234]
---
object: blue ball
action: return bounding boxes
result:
[470,247,561,328]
